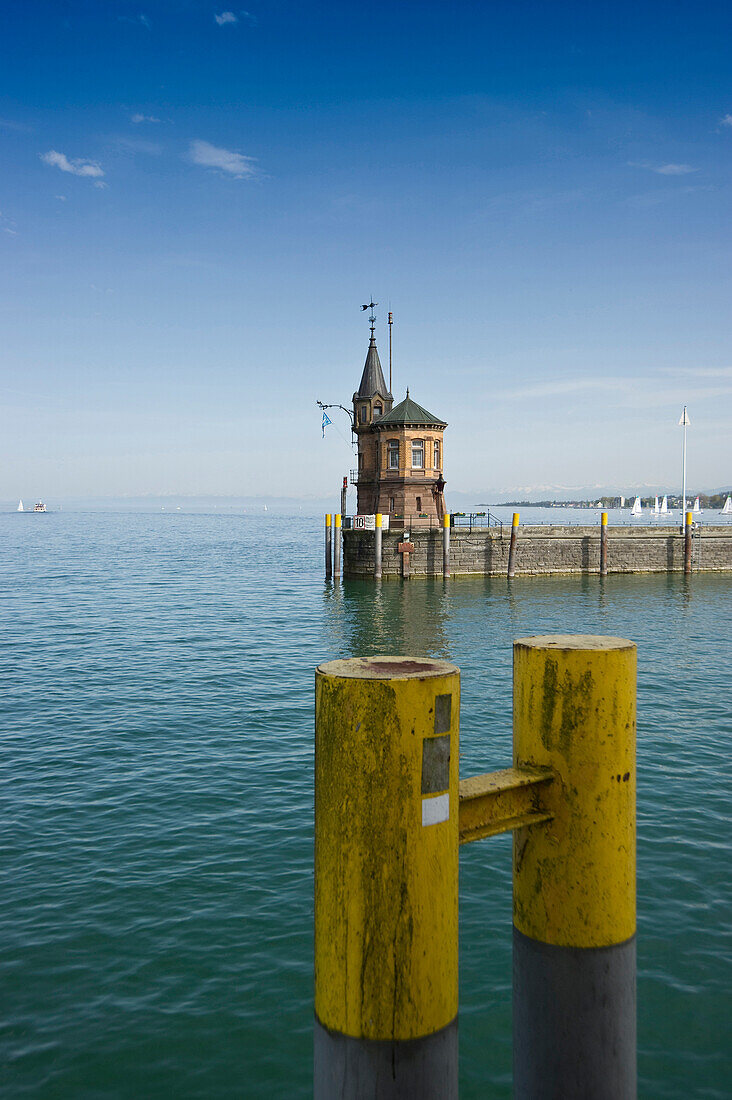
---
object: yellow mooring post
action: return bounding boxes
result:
[324,514,332,580]
[507,511,519,578]
[600,510,608,576]
[442,512,450,577]
[512,636,637,1099]
[314,657,460,1099]
[333,513,341,578]
[684,510,693,574]
[374,512,383,580]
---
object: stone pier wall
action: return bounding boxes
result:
[342,525,732,578]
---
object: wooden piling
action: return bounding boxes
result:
[325,514,332,579]
[507,513,519,578]
[333,513,341,578]
[600,511,608,576]
[442,513,450,578]
[374,513,382,580]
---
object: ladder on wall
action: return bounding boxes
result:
[692,523,703,570]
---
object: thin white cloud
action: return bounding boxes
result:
[494,369,732,407]
[720,114,732,128]
[40,150,105,180]
[118,14,150,28]
[655,163,696,175]
[628,160,697,176]
[215,11,237,24]
[188,139,257,178]
[131,113,160,124]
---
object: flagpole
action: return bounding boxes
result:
[679,405,690,519]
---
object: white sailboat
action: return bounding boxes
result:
[693,496,702,513]
[721,496,732,515]
[17,499,24,512]
[652,496,660,515]
[660,495,669,514]
[631,497,642,516]
[620,495,625,508]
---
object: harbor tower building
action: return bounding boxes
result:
[352,327,447,527]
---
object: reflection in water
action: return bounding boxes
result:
[324,577,453,660]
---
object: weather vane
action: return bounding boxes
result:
[361,299,378,339]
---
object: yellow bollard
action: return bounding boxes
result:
[314,656,460,1098]
[374,512,382,579]
[512,635,637,1099]
[507,511,519,578]
[600,510,608,576]
[442,512,450,577]
[333,513,341,578]
[684,510,693,574]
[324,513,332,579]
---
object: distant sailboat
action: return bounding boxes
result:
[620,495,625,508]
[631,497,642,516]
[660,495,669,514]
[693,496,702,513]
[17,499,23,512]
[721,496,732,515]
[652,496,660,515]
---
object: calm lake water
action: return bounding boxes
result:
[2,512,730,1098]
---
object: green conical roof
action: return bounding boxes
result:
[376,389,446,428]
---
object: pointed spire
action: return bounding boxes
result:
[357,334,389,398]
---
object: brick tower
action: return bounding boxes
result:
[353,320,447,527]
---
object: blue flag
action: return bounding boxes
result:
[322,412,332,438]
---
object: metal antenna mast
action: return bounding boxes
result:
[388,311,393,394]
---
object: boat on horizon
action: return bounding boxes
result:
[33,502,47,513]
[17,499,24,512]
[652,496,660,515]
[721,496,732,515]
[693,496,702,514]
[660,495,669,514]
[631,497,642,516]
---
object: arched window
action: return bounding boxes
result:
[387,440,399,470]
[411,440,424,469]
[359,405,368,423]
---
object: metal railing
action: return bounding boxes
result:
[450,511,504,534]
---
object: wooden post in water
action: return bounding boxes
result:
[333,513,341,578]
[443,513,450,578]
[374,513,383,580]
[325,514,332,580]
[684,511,693,575]
[314,657,460,1099]
[513,636,637,1099]
[507,512,519,578]
[600,511,608,576]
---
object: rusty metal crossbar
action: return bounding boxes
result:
[458,765,555,844]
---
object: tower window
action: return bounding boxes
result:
[434,441,440,469]
[358,451,363,470]
[387,441,399,470]
[390,497,395,512]
[374,403,382,417]
[416,496,422,512]
[359,405,368,423]
[411,440,424,469]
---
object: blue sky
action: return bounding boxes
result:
[2,0,730,502]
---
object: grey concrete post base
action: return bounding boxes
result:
[513,926,637,1100]
[314,1016,458,1100]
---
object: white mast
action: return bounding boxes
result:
[678,406,690,515]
